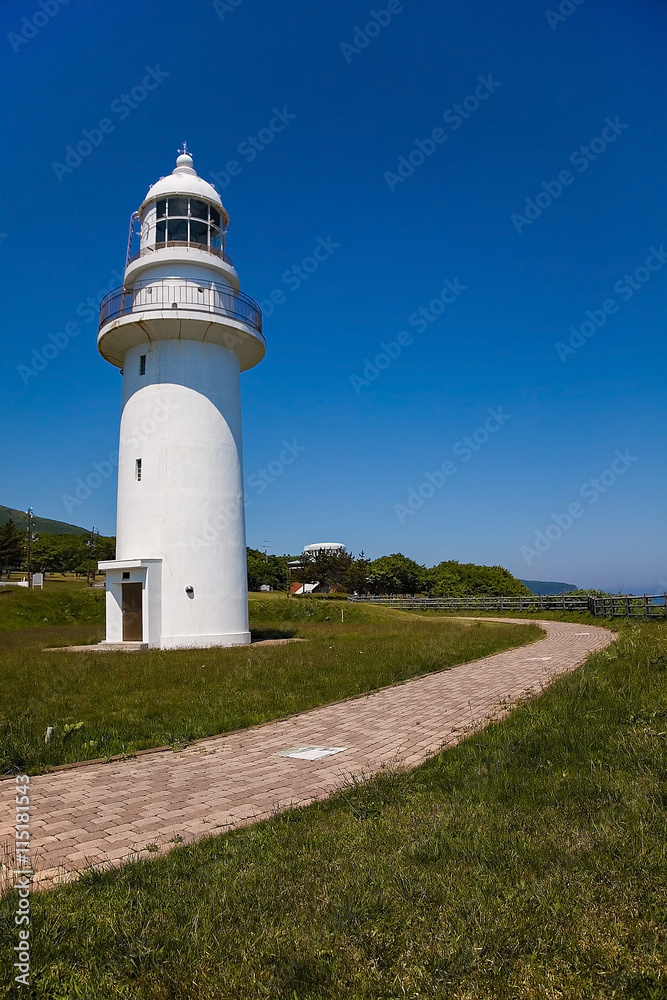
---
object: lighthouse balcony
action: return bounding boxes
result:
[98,277,265,371]
[99,278,262,333]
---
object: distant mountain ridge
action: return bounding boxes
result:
[520,579,577,596]
[0,505,88,536]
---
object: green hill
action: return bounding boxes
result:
[520,579,577,596]
[0,505,88,536]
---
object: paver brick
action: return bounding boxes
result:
[0,618,615,892]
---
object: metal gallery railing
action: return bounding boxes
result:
[99,278,263,337]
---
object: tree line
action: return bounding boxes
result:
[248,546,531,597]
[0,519,531,597]
[0,520,115,577]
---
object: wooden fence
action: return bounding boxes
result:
[347,594,667,619]
[587,595,667,619]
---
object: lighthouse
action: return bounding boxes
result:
[97,146,264,649]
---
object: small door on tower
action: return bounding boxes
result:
[122,583,143,641]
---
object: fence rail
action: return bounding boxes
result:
[588,594,667,618]
[347,595,667,618]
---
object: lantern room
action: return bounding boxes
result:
[124,148,234,279]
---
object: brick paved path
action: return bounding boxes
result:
[0,618,615,891]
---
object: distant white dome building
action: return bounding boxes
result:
[302,542,346,555]
[288,542,347,595]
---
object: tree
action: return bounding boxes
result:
[31,535,68,574]
[0,519,24,577]
[345,551,371,594]
[247,548,289,591]
[28,533,116,576]
[366,553,426,595]
[424,561,531,597]
[568,589,609,597]
[97,536,116,562]
[293,548,354,592]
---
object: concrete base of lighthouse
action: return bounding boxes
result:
[158,632,252,650]
[99,558,251,650]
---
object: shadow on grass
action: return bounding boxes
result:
[0,625,300,649]
[0,624,105,652]
[250,628,297,641]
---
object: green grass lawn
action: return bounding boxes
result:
[0,620,664,998]
[0,590,541,775]
[0,586,103,631]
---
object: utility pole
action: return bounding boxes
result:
[25,507,34,588]
[86,527,99,585]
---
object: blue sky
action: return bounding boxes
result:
[1,0,666,592]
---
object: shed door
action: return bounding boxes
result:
[122,583,143,641]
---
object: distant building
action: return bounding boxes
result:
[287,542,345,570]
[289,582,330,595]
[303,542,346,556]
[288,542,346,595]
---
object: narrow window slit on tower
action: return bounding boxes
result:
[136,458,142,481]
[139,355,146,375]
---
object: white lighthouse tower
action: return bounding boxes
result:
[97,146,264,649]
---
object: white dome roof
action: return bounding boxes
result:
[138,148,227,222]
[303,542,346,553]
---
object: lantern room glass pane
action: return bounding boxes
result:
[168,196,189,217]
[151,198,226,252]
[190,199,208,221]
[167,219,188,242]
[190,220,208,246]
